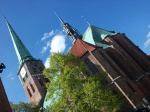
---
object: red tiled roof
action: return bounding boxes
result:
[70,39,96,57]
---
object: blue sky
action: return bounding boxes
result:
[0,0,150,104]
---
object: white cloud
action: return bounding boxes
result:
[7,72,15,80]
[44,57,50,68]
[40,30,65,54]
[41,30,63,41]
[41,30,66,68]
[41,30,54,41]
[144,37,150,48]
[41,47,47,54]
[147,32,150,38]
[41,41,51,54]
[11,77,15,80]
[7,72,12,77]
[143,25,150,48]
[50,34,66,53]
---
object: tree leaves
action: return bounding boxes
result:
[10,102,41,112]
[44,52,122,112]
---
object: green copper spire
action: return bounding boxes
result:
[5,19,35,65]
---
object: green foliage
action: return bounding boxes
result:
[10,102,41,112]
[43,52,122,112]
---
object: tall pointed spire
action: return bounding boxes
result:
[54,12,82,44]
[5,18,35,65]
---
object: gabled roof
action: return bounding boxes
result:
[70,39,96,57]
[82,25,115,49]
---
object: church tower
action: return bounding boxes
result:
[6,19,47,106]
[55,13,82,44]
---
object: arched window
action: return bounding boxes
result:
[27,86,32,97]
[84,58,99,74]
[30,83,35,93]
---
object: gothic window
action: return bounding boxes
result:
[38,78,44,86]
[114,38,148,72]
[106,50,134,80]
[99,50,122,77]
[27,86,32,97]
[22,78,25,83]
[22,73,28,83]
[30,83,35,93]
[83,58,99,74]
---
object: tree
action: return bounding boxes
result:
[10,102,41,112]
[43,52,122,112]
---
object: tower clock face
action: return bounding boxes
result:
[20,67,26,78]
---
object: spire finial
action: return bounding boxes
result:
[81,16,90,26]
[3,14,7,20]
[54,11,65,24]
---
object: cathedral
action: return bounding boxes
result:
[53,14,150,111]
[6,15,150,111]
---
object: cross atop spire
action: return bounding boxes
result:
[54,12,65,24]
[81,16,90,26]
[54,12,82,44]
[5,19,35,65]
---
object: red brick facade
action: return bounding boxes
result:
[71,34,150,111]
[18,60,47,107]
[0,78,12,112]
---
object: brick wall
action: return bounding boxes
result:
[0,78,12,112]
[71,38,150,111]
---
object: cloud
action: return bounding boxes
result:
[7,72,15,80]
[147,32,150,38]
[41,30,63,41]
[44,57,50,68]
[41,41,51,54]
[144,36,150,48]
[41,30,54,41]
[41,30,66,68]
[40,30,65,54]
[7,72,12,77]
[143,25,150,48]
[50,34,66,53]
[11,77,15,80]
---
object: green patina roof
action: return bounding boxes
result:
[43,92,51,111]
[6,19,35,66]
[82,25,116,49]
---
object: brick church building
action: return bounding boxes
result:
[5,14,150,111]
[55,14,150,111]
